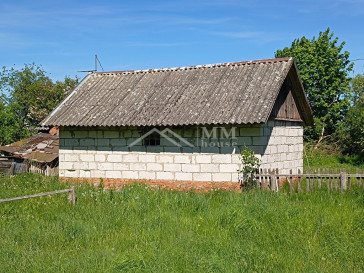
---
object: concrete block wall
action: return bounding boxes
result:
[59,120,303,183]
[260,121,303,174]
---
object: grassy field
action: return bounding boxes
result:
[1,174,363,272]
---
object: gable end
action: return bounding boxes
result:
[269,63,314,126]
[269,77,304,122]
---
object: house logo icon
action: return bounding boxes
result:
[128,128,194,148]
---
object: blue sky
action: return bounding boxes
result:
[1,0,364,81]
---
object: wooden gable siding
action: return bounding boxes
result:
[269,77,303,122]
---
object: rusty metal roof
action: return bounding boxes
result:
[42,57,311,127]
[0,133,58,163]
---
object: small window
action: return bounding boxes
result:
[143,131,160,146]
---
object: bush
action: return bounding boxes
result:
[238,145,261,188]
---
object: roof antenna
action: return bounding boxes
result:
[78,54,104,73]
[95,54,97,72]
[95,54,104,72]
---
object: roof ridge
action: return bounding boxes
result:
[94,57,293,76]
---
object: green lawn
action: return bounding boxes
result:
[1,174,363,272]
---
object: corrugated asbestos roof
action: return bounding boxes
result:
[0,133,59,163]
[42,57,309,127]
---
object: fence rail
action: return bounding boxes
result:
[0,186,76,205]
[250,168,364,193]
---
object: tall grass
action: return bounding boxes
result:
[1,174,364,272]
[304,144,364,169]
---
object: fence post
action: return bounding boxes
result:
[297,169,302,193]
[270,170,276,191]
[289,169,293,194]
[340,172,347,193]
[276,168,279,192]
[69,186,76,205]
[306,168,310,192]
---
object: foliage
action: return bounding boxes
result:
[334,75,364,159]
[0,102,29,145]
[1,174,363,272]
[340,98,364,157]
[351,73,364,103]
[0,64,78,145]
[275,28,353,143]
[238,145,261,187]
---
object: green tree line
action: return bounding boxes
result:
[0,64,78,145]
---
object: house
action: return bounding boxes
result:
[42,57,313,190]
[0,128,59,176]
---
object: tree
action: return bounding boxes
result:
[0,99,29,145]
[275,28,353,144]
[0,64,78,145]
[351,73,364,103]
[0,64,78,129]
[337,75,364,158]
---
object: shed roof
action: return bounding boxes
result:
[42,57,313,127]
[0,133,59,163]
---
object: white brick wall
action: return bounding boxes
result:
[175,172,193,181]
[193,173,212,182]
[157,171,174,180]
[195,155,211,164]
[260,121,303,174]
[147,163,163,171]
[59,121,303,182]
[139,171,156,180]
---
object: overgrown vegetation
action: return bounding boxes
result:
[1,174,363,272]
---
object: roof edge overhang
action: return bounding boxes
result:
[55,121,266,129]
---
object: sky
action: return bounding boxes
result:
[1,0,364,81]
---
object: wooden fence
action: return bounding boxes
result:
[0,157,59,177]
[0,186,76,205]
[251,168,364,193]
[29,161,59,176]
